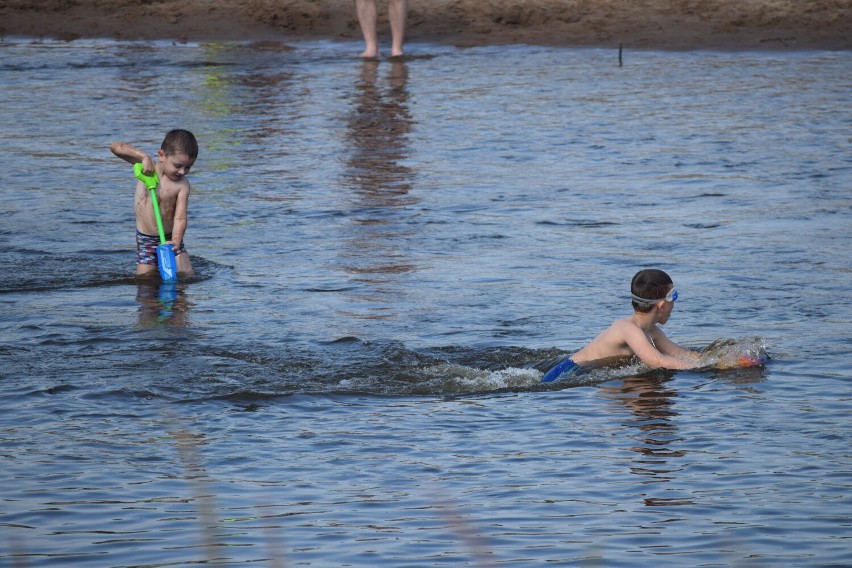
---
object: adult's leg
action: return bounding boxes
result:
[356,0,380,58]
[388,0,408,57]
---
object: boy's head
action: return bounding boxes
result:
[160,129,198,159]
[157,129,198,182]
[631,269,675,313]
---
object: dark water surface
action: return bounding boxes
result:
[1,39,850,566]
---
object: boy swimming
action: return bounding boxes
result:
[542,269,701,382]
[111,130,198,278]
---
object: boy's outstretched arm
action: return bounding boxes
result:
[110,142,155,174]
[652,330,702,361]
[624,324,699,370]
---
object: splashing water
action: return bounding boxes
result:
[700,336,769,369]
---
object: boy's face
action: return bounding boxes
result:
[158,150,196,182]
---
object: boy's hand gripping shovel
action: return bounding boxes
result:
[134,163,177,282]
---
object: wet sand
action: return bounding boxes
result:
[2,0,850,50]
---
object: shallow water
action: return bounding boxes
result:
[1,38,850,566]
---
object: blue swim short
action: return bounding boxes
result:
[541,357,578,383]
[136,231,187,266]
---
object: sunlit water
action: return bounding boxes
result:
[1,38,850,566]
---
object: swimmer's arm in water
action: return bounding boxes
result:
[625,323,699,370]
[111,141,155,175]
[650,326,702,361]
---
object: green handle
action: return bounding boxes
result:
[134,163,167,245]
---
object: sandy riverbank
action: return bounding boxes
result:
[1,0,850,50]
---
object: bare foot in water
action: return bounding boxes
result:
[356,0,407,60]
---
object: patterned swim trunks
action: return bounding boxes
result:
[136,231,187,266]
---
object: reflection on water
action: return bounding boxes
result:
[344,59,414,197]
[600,374,691,505]
[339,59,420,320]
[136,280,192,327]
[191,43,298,174]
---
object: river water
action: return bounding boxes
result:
[0,38,850,566]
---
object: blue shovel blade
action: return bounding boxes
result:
[156,243,177,282]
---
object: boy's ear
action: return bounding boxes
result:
[157,149,166,161]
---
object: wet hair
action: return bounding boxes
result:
[160,129,198,159]
[631,269,673,313]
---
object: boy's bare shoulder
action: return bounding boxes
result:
[610,316,656,345]
[573,316,642,364]
[610,316,639,334]
[592,317,642,348]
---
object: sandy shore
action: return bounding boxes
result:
[1,0,850,50]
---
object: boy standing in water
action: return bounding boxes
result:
[542,269,701,382]
[110,129,198,277]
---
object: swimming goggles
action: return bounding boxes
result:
[631,287,678,305]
